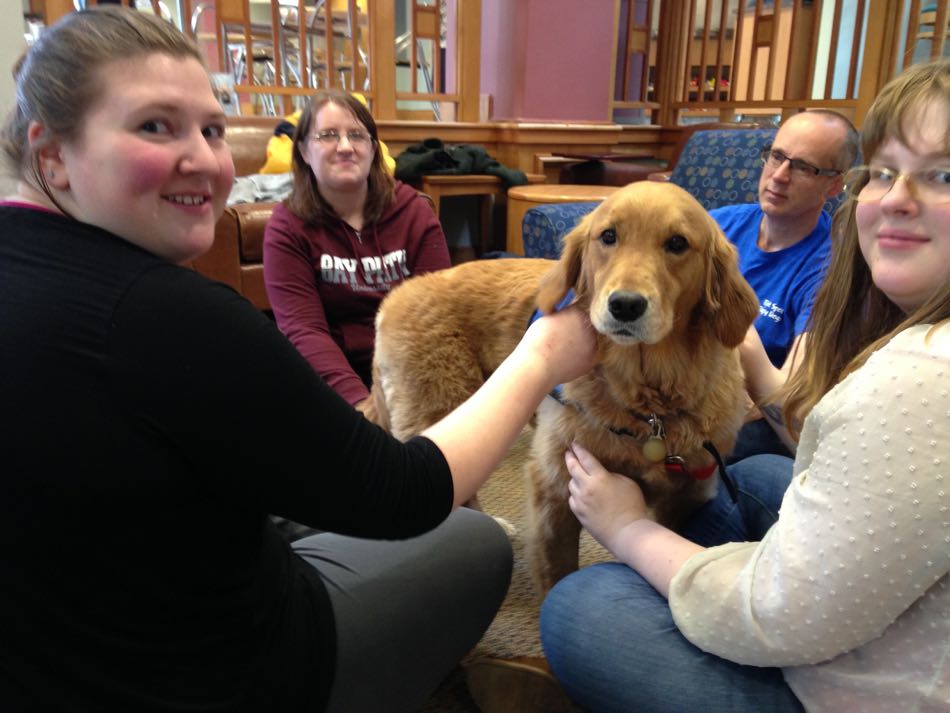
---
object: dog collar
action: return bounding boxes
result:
[663,459,718,480]
[547,390,723,482]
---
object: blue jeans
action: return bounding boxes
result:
[725,417,794,465]
[540,455,806,713]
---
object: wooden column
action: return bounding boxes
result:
[368,0,396,119]
[854,0,904,128]
[456,0,481,122]
[654,0,689,125]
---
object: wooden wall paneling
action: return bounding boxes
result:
[322,0,337,92]
[652,1,670,123]
[714,0,732,114]
[39,0,73,24]
[934,0,949,59]
[412,0,440,94]
[806,0,823,96]
[902,0,922,66]
[641,0,655,104]
[854,0,904,127]
[763,9,779,100]
[685,0,698,107]
[745,0,762,100]
[729,0,746,105]
[823,0,844,99]
[608,0,623,118]
[347,0,367,91]
[181,0,194,37]
[900,0,920,69]
[654,0,689,124]
[695,0,713,108]
[919,0,950,61]
[456,0,481,122]
[293,0,308,90]
[783,0,822,101]
[368,0,395,118]
[266,0,288,113]
[845,0,867,98]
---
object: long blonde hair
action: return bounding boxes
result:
[780,58,950,432]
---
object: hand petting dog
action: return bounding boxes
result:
[565,442,703,599]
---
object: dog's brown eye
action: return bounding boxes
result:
[599,228,617,245]
[665,234,689,254]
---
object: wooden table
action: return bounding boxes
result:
[417,173,545,255]
[506,184,620,255]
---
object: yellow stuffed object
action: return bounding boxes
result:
[258,93,394,175]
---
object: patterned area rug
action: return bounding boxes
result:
[422,427,612,712]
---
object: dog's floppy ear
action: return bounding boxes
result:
[703,217,760,347]
[536,213,591,313]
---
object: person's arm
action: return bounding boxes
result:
[263,207,370,405]
[672,325,949,666]
[112,265,449,537]
[113,266,597,536]
[422,305,598,508]
[739,326,806,450]
[564,443,703,597]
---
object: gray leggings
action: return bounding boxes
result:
[292,508,513,712]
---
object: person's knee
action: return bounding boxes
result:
[540,563,649,649]
[445,508,514,597]
[728,453,794,490]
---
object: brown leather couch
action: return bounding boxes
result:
[189,116,282,310]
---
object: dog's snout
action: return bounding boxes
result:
[607,291,648,322]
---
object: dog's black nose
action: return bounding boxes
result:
[608,292,648,322]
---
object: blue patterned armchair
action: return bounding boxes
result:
[520,128,778,259]
[665,128,777,210]
[520,126,851,259]
[521,201,600,259]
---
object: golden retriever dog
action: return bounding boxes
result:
[369,181,758,593]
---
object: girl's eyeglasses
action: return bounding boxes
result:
[845,165,950,204]
[312,129,373,147]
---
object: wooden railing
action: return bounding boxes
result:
[612,0,949,127]
[178,0,481,120]
[29,0,947,134]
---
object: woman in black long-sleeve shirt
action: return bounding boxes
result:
[0,8,596,712]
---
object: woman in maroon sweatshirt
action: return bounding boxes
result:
[264,90,451,409]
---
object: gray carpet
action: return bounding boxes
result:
[422,427,612,712]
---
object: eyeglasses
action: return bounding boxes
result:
[759,147,843,178]
[846,165,950,205]
[312,129,373,148]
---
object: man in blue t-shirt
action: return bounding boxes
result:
[712,110,858,461]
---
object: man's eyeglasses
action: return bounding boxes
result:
[845,165,950,205]
[312,129,373,147]
[759,147,842,178]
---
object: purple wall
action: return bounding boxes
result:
[480,0,615,122]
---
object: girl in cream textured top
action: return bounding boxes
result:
[539,58,949,713]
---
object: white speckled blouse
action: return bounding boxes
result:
[670,323,949,713]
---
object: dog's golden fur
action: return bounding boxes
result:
[369,182,759,593]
